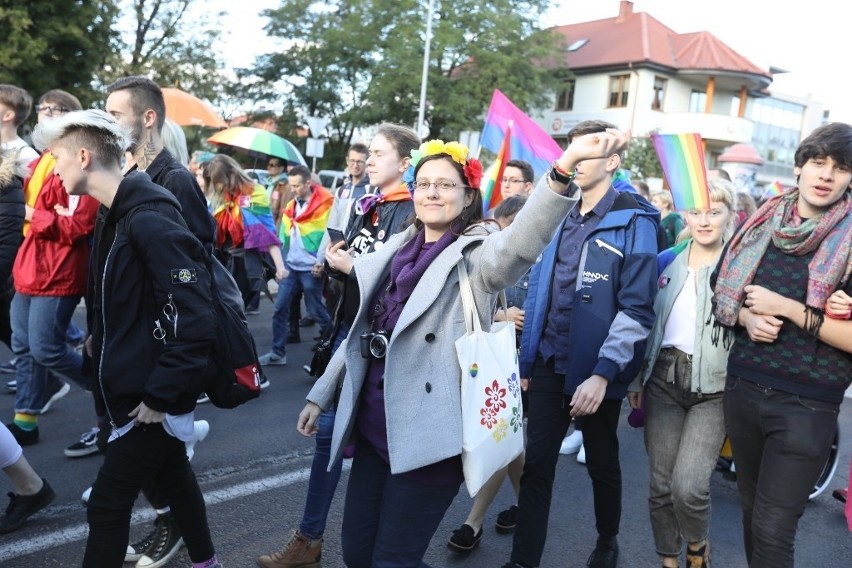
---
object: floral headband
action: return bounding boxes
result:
[403,139,484,191]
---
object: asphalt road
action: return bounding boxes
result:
[0,299,849,567]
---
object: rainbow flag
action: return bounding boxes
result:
[650,133,711,211]
[762,180,784,199]
[479,89,562,178]
[481,123,511,213]
[279,185,333,254]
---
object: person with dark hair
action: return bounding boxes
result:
[501,159,535,199]
[101,77,219,567]
[34,108,221,568]
[257,127,418,568]
[0,84,39,167]
[712,121,852,568]
[504,119,660,568]
[633,179,651,200]
[258,165,333,367]
[297,131,627,568]
[6,88,95,450]
[708,168,732,182]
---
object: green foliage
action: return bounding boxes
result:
[623,135,664,180]
[253,0,565,166]
[98,0,229,105]
[0,1,119,107]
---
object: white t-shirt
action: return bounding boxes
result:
[661,268,697,355]
[1,137,39,170]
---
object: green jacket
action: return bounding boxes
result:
[634,241,729,394]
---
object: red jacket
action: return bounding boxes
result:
[12,153,98,296]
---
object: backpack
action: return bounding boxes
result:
[116,203,263,409]
[202,253,264,408]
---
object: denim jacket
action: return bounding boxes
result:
[634,241,729,395]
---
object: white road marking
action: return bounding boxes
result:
[0,463,349,561]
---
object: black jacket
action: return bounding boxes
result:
[135,149,216,247]
[91,172,215,428]
[0,150,25,284]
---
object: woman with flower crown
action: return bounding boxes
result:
[296,130,627,566]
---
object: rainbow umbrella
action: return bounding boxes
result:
[207,127,307,166]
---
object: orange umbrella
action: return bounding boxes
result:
[161,87,228,128]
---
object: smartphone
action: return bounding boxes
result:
[327,228,348,249]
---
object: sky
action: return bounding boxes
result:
[204,0,852,124]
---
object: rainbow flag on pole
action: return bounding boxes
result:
[479,90,562,178]
[481,122,512,214]
[761,180,784,199]
[650,133,711,211]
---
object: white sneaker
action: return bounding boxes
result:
[40,382,70,414]
[258,351,287,366]
[559,430,583,455]
[185,420,210,461]
[577,443,586,464]
[81,486,92,506]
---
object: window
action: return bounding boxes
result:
[689,90,707,113]
[651,77,667,110]
[608,75,630,107]
[555,79,575,111]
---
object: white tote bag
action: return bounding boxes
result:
[455,261,525,497]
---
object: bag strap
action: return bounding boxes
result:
[457,259,509,334]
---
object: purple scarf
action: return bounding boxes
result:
[375,229,458,330]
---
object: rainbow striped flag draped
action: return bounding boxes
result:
[279,185,333,254]
[481,123,511,214]
[213,184,281,251]
[761,180,784,199]
[650,133,711,211]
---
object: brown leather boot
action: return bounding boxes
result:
[257,530,322,568]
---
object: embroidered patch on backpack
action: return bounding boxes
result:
[171,268,197,284]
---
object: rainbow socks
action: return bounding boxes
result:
[13,413,37,431]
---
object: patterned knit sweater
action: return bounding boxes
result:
[728,243,852,404]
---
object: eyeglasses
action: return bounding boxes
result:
[36,105,70,116]
[413,179,468,193]
[501,177,525,185]
[686,209,725,220]
[347,159,366,166]
[267,162,283,168]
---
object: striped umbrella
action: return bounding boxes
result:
[207,127,307,166]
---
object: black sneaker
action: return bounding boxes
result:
[5,379,15,392]
[6,423,38,446]
[64,426,100,457]
[299,317,316,327]
[587,539,619,568]
[0,478,56,533]
[495,504,518,534]
[134,512,184,568]
[0,358,17,374]
[447,523,483,552]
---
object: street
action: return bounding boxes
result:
[0,299,849,567]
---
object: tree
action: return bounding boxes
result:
[0,1,120,106]
[254,0,566,164]
[623,135,664,180]
[97,0,230,104]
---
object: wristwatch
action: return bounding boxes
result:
[549,162,574,185]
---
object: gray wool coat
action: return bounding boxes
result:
[307,181,577,474]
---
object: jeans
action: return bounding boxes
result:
[271,270,331,355]
[723,375,839,568]
[644,348,725,557]
[84,423,214,567]
[300,409,343,540]
[511,357,623,567]
[12,294,90,414]
[341,441,459,568]
[299,322,350,539]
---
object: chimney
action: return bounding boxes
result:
[616,0,634,23]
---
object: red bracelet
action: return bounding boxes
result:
[552,162,571,176]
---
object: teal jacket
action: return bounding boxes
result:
[635,241,728,394]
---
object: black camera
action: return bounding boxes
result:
[360,330,390,359]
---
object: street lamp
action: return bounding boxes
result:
[416,0,434,139]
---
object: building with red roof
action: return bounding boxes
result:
[538,1,824,190]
